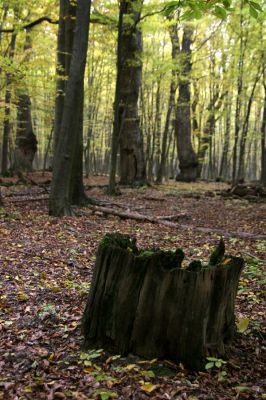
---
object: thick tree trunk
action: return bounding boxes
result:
[118,0,146,186]
[53,0,76,152]
[175,25,198,182]
[14,93,37,172]
[14,32,37,173]
[49,0,91,216]
[82,234,244,370]
[52,0,86,206]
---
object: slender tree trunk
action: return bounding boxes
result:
[237,69,261,181]
[261,78,266,186]
[219,100,231,179]
[1,33,16,175]
[153,80,162,179]
[232,6,245,183]
[49,0,91,216]
[42,126,53,174]
[157,21,178,184]
[108,1,125,194]
[175,25,198,182]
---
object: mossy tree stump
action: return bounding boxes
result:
[82,234,244,370]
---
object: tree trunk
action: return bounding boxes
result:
[82,234,244,370]
[14,94,37,172]
[219,100,231,179]
[53,0,76,153]
[49,0,91,216]
[260,76,266,186]
[1,33,16,175]
[175,25,198,182]
[117,0,146,186]
[232,7,245,183]
[237,69,261,181]
[156,20,178,184]
[108,1,125,194]
[14,31,37,173]
[42,126,53,174]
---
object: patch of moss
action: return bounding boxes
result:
[138,248,184,270]
[100,233,138,253]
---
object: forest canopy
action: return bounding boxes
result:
[0,0,265,199]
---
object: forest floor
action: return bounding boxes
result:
[0,174,265,400]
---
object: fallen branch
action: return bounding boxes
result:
[143,196,165,202]
[4,196,48,203]
[86,205,266,241]
[242,251,265,262]
[156,214,189,221]
[2,192,265,241]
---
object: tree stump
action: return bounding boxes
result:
[82,234,244,370]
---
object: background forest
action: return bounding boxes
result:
[0,0,265,191]
[0,1,265,399]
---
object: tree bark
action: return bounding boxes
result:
[219,99,231,179]
[260,74,266,186]
[49,0,91,216]
[53,0,76,153]
[237,69,261,181]
[117,0,146,186]
[175,25,198,182]
[156,20,178,184]
[232,6,245,183]
[1,33,16,175]
[108,1,125,194]
[14,31,37,173]
[82,234,244,370]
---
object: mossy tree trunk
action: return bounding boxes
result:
[82,234,244,370]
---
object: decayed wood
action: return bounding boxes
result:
[82,234,244,370]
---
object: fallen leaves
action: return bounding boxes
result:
[0,177,265,399]
[140,383,158,393]
[237,318,250,333]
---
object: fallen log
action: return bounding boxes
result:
[82,234,244,370]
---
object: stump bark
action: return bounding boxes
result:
[82,234,244,370]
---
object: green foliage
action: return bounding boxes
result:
[79,349,104,366]
[163,0,264,19]
[205,357,227,369]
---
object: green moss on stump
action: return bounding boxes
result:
[99,234,228,271]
